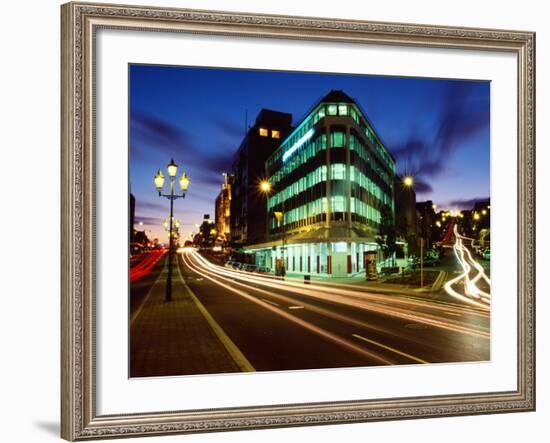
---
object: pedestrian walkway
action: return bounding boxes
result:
[280,271,442,298]
[130,256,252,377]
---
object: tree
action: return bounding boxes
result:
[376,206,398,266]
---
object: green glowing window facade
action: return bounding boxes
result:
[268,166,328,209]
[351,198,381,223]
[268,101,395,175]
[271,197,328,227]
[265,99,396,231]
[331,195,346,212]
[331,163,346,180]
[349,166,392,207]
[330,131,345,148]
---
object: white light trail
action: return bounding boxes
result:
[184,249,489,339]
[444,225,491,309]
[181,252,396,365]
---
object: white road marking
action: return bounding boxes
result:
[352,334,429,364]
[176,259,255,372]
[260,298,280,307]
[288,306,305,310]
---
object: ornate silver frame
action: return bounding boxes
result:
[61,2,536,440]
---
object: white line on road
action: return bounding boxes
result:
[261,298,280,307]
[288,306,305,310]
[176,259,255,373]
[352,334,429,364]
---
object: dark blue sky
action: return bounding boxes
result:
[130,65,490,243]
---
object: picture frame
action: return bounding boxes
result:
[61,1,536,440]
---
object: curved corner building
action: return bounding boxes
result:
[247,90,396,277]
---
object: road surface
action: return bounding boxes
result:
[179,249,490,372]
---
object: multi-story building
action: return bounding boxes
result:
[246,90,396,277]
[416,200,437,248]
[230,109,293,246]
[214,173,233,243]
[394,176,417,254]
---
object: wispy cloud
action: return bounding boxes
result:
[390,82,489,195]
[131,111,235,176]
[209,115,246,139]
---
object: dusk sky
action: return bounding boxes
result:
[130,64,490,243]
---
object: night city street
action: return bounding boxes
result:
[129,65,491,378]
[130,244,490,377]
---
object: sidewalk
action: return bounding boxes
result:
[130,256,252,377]
[280,271,442,298]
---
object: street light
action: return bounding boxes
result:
[403,176,414,187]
[259,180,286,276]
[259,180,271,193]
[154,158,190,302]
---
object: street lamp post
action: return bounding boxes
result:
[259,180,286,276]
[154,158,190,302]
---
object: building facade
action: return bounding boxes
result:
[246,90,396,276]
[394,176,417,254]
[416,200,438,248]
[214,173,233,243]
[230,109,293,246]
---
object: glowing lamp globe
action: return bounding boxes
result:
[403,176,414,187]
[167,158,178,178]
[179,173,190,191]
[154,170,165,190]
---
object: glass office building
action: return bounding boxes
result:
[246,90,396,277]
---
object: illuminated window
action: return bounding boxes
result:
[331,163,346,180]
[259,128,268,137]
[327,104,338,115]
[272,130,280,139]
[331,131,345,148]
[338,104,348,115]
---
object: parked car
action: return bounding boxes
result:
[243,264,257,272]
[256,266,271,274]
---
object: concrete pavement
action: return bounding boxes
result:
[130,255,253,377]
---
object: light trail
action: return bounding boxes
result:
[181,252,396,365]
[189,249,487,319]
[184,249,489,339]
[130,249,166,283]
[183,251,434,349]
[444,225,491,308]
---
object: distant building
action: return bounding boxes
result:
[230,109,293,246]
[247,90,397,276]
[214,173,233,243]
[394,176,417,254]
[416,200,437,248]
[130,193,136,242]
[194,214,217,248]
[461,200,490,238]
[473,199,491,231]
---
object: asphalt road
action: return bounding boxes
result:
[180,249,490,372]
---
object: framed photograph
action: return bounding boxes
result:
[61,1,536,440]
